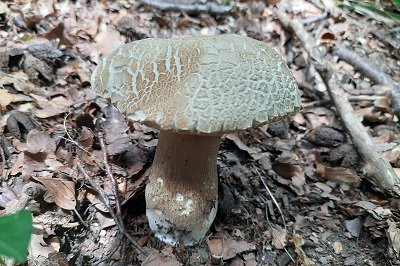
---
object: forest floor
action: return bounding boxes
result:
[1,0,400,265]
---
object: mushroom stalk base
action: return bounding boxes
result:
[145,130,220,246]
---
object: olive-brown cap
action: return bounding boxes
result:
[91,34,301,133]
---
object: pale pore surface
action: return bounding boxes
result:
[91,34,302,133]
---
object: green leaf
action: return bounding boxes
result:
[0,210,33,262]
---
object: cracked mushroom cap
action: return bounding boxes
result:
[91,34,302,133]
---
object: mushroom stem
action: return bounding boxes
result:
[145,130,220,246]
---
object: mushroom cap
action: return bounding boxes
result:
[91,34,301,134]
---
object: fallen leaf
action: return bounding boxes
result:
[0,89,32,110]
[103,104,131,155]
[225,133,261,157]
[25,129,56,155]
[316,163,360,186]
[387,221,400,256]
[28,233,58,263]
[207,237,224,257]
[293,233,316,266]
[141,246,181,266]
[0,71,34,92]
[207,236,256,261]
[33,177,76,210]
[30,94,71,118]
[271,224,287,249]
[95,30,126,56]
[333,241,343,254]
[345,217,363,237]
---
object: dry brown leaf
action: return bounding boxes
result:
[0,183,25,208]
[0,71,34,92]
[303,107,336,129]
[0,89,32,110]
[316,163,361,186]
[293,233,316,266]
[26,129,56,154]
[356,106,390,123]
[28,233,58,263]
[208,236,256,261]
[387,221,400,257]
[104,104,131,155]
[271,224,287,249]
[33,177,76,210]
[95,30,126,56]
[85,189,109,213]
[225,133,261,157]
[45,22,74,46]
[141,246,181,266]
[243,253,257,266]
[272,162,306,195]
[345,218,362,237]
[314,182,340,200]
[207,237,224,257]
[333,241,343,254]
[355,201,392,220]
[78,127,94,149]
[272,162,301,179]
[30,94,71,118]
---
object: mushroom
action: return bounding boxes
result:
[91,34,302,246]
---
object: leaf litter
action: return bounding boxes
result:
[0,0,399,265]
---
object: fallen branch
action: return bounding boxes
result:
[275,7,400,197]
[333,45,400,118]
[141,0,232,15]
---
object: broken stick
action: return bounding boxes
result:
[275,7,400,197]
[141,0,232,15]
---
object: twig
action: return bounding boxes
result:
[333,45,400,118]
[97,121,122,217]
[62,112,91,155]
[141,0,232,15]
[256,168,287,230]
[255,168,295,263]
[77,163,148,256]
[275,6,400,197]
[0,146,6,179]
[302,11,328,25]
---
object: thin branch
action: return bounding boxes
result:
[97,120,122,217]
[275,6,400,197]
[333,45,400,118]
[62,112,91,155]
[302,11,328,25]
[141,0,232,15]
[77,163,148,256]
[0,146,6,179]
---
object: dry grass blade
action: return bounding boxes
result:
[256,168,294,263]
